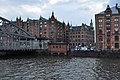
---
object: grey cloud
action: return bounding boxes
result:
[0,0,45,6]
[0,0,117,26]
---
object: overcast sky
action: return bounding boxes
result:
[0,0,120,26]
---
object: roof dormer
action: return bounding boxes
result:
[105,5,112,14]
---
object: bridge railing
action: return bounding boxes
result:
[0,40,40,50]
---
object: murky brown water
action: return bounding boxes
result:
[0,56,120,80]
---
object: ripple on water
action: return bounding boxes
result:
[0,57,120,80]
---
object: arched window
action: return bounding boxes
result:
[115,28,119,34]
[73,43,74,46]
[99,30,102,34]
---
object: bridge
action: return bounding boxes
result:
[0,16,42,51]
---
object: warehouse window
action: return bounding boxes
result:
[115,43,119,48]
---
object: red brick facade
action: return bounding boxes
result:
[95,4,120,50]
[13,12,70,43]
[69,22,94,49]
[48,42,69,55]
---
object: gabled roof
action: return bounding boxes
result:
[70,26,81,31]
[98,6,120,15]
[39,16,47,21]
[70,24,94,31]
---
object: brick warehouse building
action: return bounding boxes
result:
[12,12,70,43]
[69,20,94,49]
[95,4,120,50]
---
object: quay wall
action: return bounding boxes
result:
[69,51,120,58]
[1,49,120,58]
[0,49,37,56]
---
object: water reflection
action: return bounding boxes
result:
[0,56,120,80]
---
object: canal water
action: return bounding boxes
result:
[0,56,120,80]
